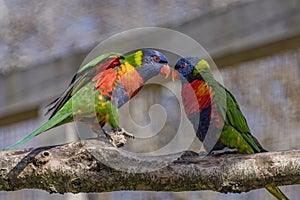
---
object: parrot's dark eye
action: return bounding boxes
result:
[181,62,187,68]
[153,55,160,63]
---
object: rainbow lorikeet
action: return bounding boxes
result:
[172,57,288,200]
[4,49,170,150]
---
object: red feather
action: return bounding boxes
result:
[94,56,121,73]
[93,68,118,97]
[92,57,122,98]
[118,70,144,98]
[182,80,212,115]
[92,60,144,99]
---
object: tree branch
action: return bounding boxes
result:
[0,139,299,194]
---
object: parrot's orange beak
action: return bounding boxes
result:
[171,70,179,81]
[159,64,170,78]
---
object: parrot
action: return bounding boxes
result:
[172,57,289,200]
[4,49,170,150]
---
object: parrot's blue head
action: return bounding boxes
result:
[173,57,201,82]
[136,49,170,81]
[142,49,169,64]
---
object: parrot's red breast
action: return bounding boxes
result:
[182,80,212,116]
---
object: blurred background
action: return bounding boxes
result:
[0,0,300,199]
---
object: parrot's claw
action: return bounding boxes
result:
[109,133,127,147]
[109,128,135,147]
[210,147,239,156]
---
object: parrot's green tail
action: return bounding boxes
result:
[4,112,71,151]
[266,184,289,200]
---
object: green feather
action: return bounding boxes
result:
[78,52,122,73]
[124,50,143,67]
[193,59,210,76]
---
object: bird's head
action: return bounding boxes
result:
[172,57,211,82]
[172,57,200,82]
[125,49,170,81]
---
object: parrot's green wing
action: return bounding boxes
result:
[222,86,266,153]
[211,82,265,153]
[46,53,123,118]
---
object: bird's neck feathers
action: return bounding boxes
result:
[135,63,159,82]
[123,50,143,67]
[193,59,215,85]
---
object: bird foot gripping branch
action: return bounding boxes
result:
[109,128,135,147]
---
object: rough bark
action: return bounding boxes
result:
[0,139,299,194]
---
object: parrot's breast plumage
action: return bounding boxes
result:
[181,80,212,115]
[117,62,144,98]
[182,79,224,143]
[93,61,144,104]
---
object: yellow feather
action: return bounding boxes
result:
[118,62,135,76]
[135,51,143,66]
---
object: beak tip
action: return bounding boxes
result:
[171,70,179,81]
[160,64,171,79]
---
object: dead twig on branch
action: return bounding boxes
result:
[0,139,299,194]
